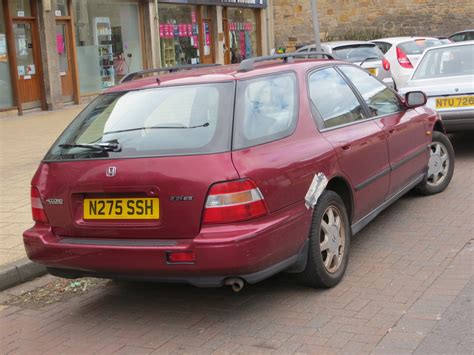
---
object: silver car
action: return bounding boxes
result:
[296,41,395,88]
[400,41,474,132]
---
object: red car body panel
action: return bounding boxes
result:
[23,59,443,287]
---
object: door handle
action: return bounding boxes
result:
[341,143,351,151]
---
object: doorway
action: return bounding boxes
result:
[12,20,42,109]
[55,20,74,101]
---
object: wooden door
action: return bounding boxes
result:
[55,20,73,101]
[12,20,42,109]
[223,18,231,65]
[201,18,214,64]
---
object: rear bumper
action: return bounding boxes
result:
[439,110,474,131]
[23,203,311,287]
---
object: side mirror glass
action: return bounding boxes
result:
[405,91,427,108]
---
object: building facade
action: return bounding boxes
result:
[0,0,269,114]
[272,0,474,50]
[2,0,473,115]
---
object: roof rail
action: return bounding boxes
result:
[238,52,334,72]
[120,64,222,83]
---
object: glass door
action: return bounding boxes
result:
[13,21,41,109]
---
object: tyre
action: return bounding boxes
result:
[299,191,351,288]
[415,131,455,195]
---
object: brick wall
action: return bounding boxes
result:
[272,0,474,48]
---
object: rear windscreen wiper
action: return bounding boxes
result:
[59,142,121,152]
[103,122,210,135]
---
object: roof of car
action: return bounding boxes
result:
[298,41,374,50]
[106,58,344,93]
[371,36,439,44]
[421,40,474,51]
[449,29,474,36]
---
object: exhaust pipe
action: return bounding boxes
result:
[224,277,245,292]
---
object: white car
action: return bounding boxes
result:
[400,41,474,132]
[371,37,444,89]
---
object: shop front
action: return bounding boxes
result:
[1,0,44,113]
[157,0,267,67]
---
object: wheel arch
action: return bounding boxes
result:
[433,118,446,134]
[325,176,354,223]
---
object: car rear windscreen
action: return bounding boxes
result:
[398,39,443,55]
[44,82,235,161]
[412,44,474,80]
[332,44,383,62]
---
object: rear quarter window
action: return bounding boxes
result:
[233,72,298,149]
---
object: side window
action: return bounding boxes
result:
[339,65,403,117]
[234,72,298,149]
[309,67,366,129]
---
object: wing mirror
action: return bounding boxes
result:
[405,91,427,108]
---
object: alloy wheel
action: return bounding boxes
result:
[319,206,345,274]
[427,142,449,187]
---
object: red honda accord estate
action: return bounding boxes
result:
[24,54,454,290]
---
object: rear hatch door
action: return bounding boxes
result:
[37,81,237,239]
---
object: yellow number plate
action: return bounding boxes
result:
[436,96,474,109]
[367,68,378,76]
[83,198,159,220]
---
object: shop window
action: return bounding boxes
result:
[158,4,200,67]
[55,0,68,17]
[9,0,32,18]
[0,5,14,109]
[227,8,257,63]
[72,0,143,94]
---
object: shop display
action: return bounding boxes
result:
[94,17,115,89]
[158,5,200,67]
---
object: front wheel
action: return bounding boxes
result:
[416,131,455,195]
[298,191,351,288]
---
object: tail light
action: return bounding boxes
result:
[31,186,48,224]
[382,57,390,71]
[396,46,413,68]
[203,179,268,224]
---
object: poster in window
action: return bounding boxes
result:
[0,34,7,61]
[56,34,65,54]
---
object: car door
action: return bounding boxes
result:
[308,67,390,221]
[338,65,429,197]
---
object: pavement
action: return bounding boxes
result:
[0,111,472,353]
[0,105,86,287]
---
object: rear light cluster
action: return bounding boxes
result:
[382,57,391,71]
[31,187,48,224]
[203,179,268,224]
[396,46,413,68]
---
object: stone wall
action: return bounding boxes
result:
[272,0,474,48]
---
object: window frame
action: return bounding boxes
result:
[306,64,373,132]
[336,64,404,119]
[232,70,300,150]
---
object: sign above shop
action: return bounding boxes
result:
[158,0,267,8]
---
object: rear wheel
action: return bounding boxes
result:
[299,191,350,288]
[416,131,454,195]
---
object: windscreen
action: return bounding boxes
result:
[398,39,443,55]
[413,44,474,80]
[44,82,235,161]
[332,44,383,62]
